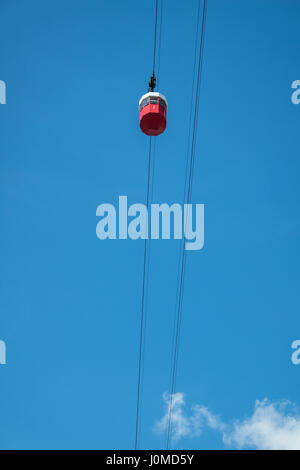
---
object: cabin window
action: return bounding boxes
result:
[150,97,158,104]
[140,102,143,111]
[159,98,166,109]
[144,97,149,106]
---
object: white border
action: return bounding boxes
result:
[139,92,168,108]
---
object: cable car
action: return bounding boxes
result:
[139,73,167,136]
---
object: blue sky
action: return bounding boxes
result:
[0,0,300,450]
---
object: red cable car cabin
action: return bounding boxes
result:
[139,92,167,136]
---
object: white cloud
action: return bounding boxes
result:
[155,394,300,450]
[224,399,300,450]
[155,392,224,442]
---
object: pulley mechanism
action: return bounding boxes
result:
[148,72,156,92]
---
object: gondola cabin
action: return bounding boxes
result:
[139,92,167,136]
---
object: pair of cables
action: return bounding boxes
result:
[166,0,207,450]
[135,0,163,450]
